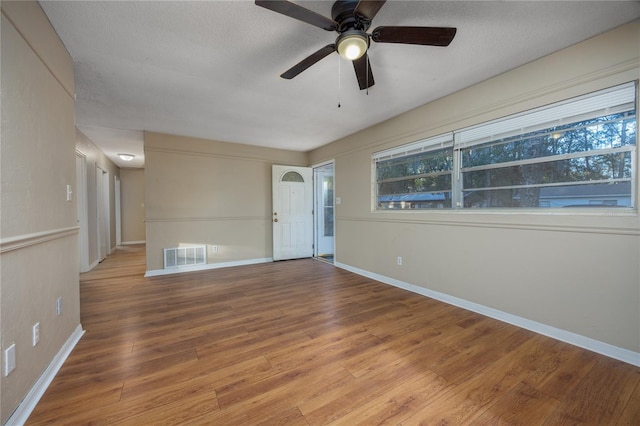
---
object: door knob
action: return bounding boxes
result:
[273,218,278,223]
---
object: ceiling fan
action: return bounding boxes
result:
[255,0,457,90]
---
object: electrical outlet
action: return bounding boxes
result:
[56,297,63,316]
[212,245,218,253]
[4,344,16,376]
[397,256,403,266]
[33,323,40,346]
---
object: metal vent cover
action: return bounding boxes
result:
[163,246,206,269]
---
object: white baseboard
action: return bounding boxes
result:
[335,261,640,367]
[121,240,145,245]
[87,259,99,271]
[145,257,274,277]
[6,324,85,426]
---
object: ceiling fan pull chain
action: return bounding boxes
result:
[366,55,369,95]
[337,55,342,108]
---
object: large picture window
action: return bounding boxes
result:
[374,82,637,210]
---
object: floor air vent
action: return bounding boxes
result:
[164,246,206,269]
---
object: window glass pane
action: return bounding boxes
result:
[379,174,452,195]
[324,207,334,236]
[461,110,635,208]
[464,152,633,189]
[376,146,453,210]
[378,192,452,209]
[377,147,452,179]
[463,112,635,168]
[464,182,632,208]
[322,176,334,237]
[282,171,304,182]
[323,176,333,205]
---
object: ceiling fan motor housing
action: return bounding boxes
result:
[331,0,372,33]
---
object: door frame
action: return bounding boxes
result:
[115,175,122,247]
[76,151,89,272]
[312,160,335,262]
[96,165,110,261]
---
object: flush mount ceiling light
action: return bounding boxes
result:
[336,30,368,60]
[118,153,135,161]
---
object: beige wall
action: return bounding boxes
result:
[309,22,640,353]
[145,132,308,271]
[121,169,146,244]
[76,130,120,267]
[0,2,79,422]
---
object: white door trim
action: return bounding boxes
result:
[96,166,109,261]
[312,161,335,261]
[115,175,121,247]
[76,151,89,272]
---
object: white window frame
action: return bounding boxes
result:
[373,82,638,211]
[373,133,454,210]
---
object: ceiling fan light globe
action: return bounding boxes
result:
[336,32,368,61]
[345,44,363,60]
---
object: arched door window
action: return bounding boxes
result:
[281,171,304,182]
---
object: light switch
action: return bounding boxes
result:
[4,344,16,376]
[66,185,73,202]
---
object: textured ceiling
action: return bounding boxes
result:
[40,1,640,168]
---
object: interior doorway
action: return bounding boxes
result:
[115,175,121,247]
[96,166,110,262]
[313,162,334,263]
[76,151,89,272]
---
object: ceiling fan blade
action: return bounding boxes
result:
[255,0,337,31]
[281,44,336,80]
[372,26,457,46]
[353,53,375,90]
[354,0,387,21]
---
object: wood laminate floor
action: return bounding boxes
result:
[27,245,640,425]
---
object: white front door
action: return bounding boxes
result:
[272,165,313,261]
